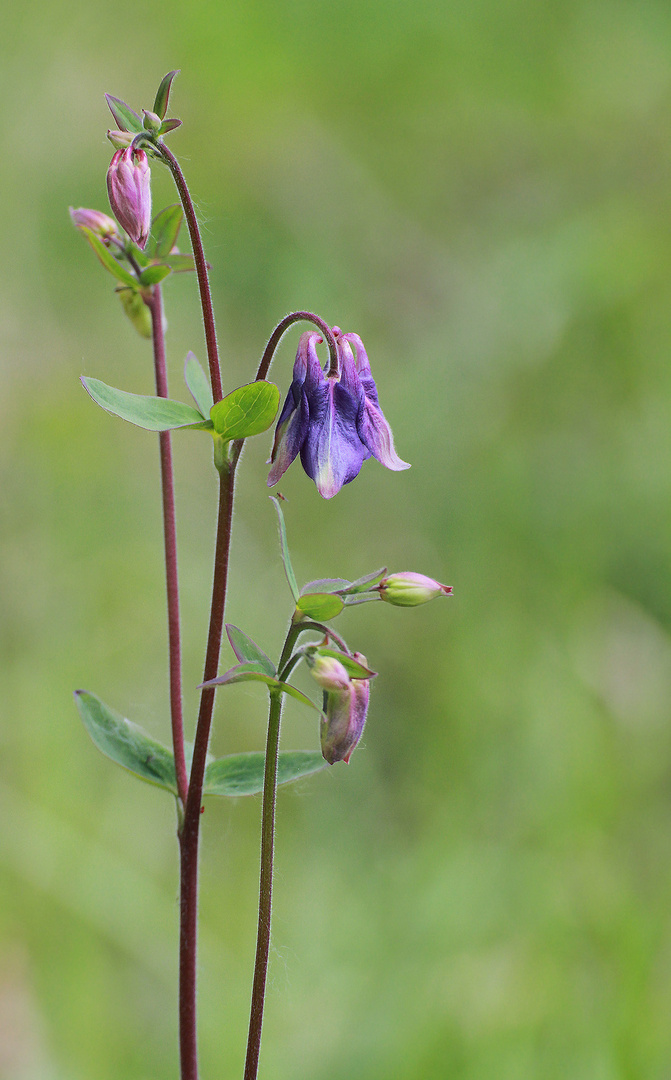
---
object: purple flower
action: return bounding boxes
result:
[268,327,410,499]
[106,147,152,249]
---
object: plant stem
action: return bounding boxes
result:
[254,311,340,383]
[178,461,236,1080]
[243,623,302,1080]
[148,285,188,807]
[155,141,223,402]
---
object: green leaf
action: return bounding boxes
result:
[341,567,387,594]
[79,226,137,287]
[300,578,351,595]
[306,646,376,680]
[270,496,299,602]
[296,593,345,620]
[128,242,150,268]
[226,625,276,676]
[138,264,171,287]
[74,690,176,793]
[153,70,179,120]
[105,94,144,133]
[139,264,172,287]
[161,252,195,272]
[204,750,326,796]
[200,663,323,714]
[81,377,213,431]
[210,381,280,442]
[150,204,183,258]
[184,352,213,417]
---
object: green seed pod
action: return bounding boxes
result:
[118,287,152,339]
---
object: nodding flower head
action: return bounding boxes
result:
[106,146,152,249]
[267,327,410,499]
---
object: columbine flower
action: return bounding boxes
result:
[378,572,453,606]
[69,207,120,245]
[106,147,152,249]
[268,327,410,498]
[308,652,371,764]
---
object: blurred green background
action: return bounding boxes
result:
[2,0,671,1076]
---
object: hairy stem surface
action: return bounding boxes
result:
[156,142,223,402]
[148,285,188,806]
[255,311,340,383]
[243,623,302,1080]
[178,463,236,1080]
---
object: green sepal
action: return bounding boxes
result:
[79,226,137,287]
[226,624,276,677]
[153,71,179,120]
[270,496,299,602]
[105,94,144,134]
[296,593,345,620]
[301,578,351,595]
[81,377,213,431]
[204,750,326,796]
[74,690,177,793]
[199,662,323,715]
[341,567,387,594]
[304,646,376,680]
[210,381,280,442]
[159,118,183,135]
[147,204,183,258]
[139,264,172,287]
[184,352,213,417]
[160,252,194,272]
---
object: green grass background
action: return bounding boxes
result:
[2,0,671,1076]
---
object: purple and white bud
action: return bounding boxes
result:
[319,652,371,765]
[308,654,352,692]
[69,207,120,245]
[378,572,453,607]
[107,147,152,249]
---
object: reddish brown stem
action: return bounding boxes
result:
[148,285,188,806]
[156,142,223,402]
[254,311,339,384]
[178,463,235,1080]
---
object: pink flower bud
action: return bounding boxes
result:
[308,654,351,692]
[69,207,119,244]
[319,652,371,765]
[106,147,152,249]
[378,572,453,607]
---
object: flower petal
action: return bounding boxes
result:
[267,383,308,486]
[301,379,366,499]
[357,398,411,472]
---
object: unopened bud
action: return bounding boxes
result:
[142,109,162,134]
[308,654,351,692]
[378,572,453,607]
[69,207,119,244]
[107,147,152,249]
[107,129,134,150]
[320,652,371,765]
